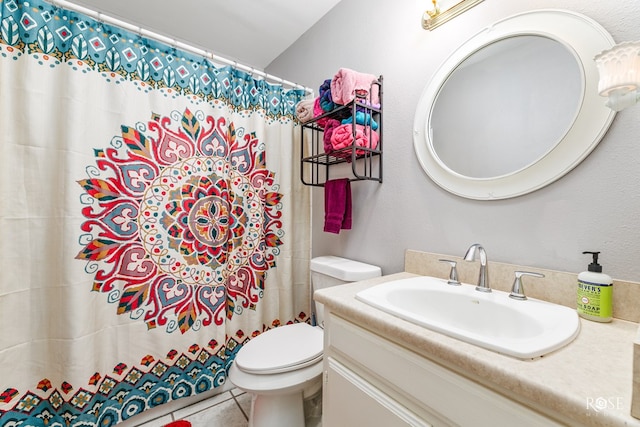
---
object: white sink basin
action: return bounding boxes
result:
[355,276,580,359]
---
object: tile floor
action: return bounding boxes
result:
[134,388,251,427]
[124,386,322,427]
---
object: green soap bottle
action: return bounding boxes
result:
[577,251,613,322]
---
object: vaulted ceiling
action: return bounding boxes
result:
[67,0,343,70]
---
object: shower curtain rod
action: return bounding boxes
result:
[46,0,313,94]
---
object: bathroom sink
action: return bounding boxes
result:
[355,276,580,359]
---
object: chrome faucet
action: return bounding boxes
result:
[439,259,461,285]
[509,271,545,300]
[464,243,491,292]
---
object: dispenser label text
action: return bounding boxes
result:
[577,280,612,319]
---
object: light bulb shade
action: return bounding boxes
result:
[594,41,640,96]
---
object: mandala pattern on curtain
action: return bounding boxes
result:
[76,109,283,334]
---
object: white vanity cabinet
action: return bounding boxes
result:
[322,313,563,427]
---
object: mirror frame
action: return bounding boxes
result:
[413,9,616,200]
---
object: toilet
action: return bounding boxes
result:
[228,255,381,427]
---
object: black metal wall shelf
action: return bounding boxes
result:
[300,76,383,187]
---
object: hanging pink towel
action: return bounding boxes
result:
[330,68,380,106]
[324,178,352,234]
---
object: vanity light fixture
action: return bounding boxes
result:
[421,0,484,31]
[594,41,640,111]
[424,0,441,19]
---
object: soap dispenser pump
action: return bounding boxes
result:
[576,251,613,322]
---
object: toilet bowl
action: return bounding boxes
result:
[228,256,381,427]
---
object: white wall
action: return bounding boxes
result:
[267,0,640,282]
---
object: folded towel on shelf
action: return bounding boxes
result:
[330,124,379,154]
[323,119,342,153]
[313,97,329,128]
[295,98,316,123]
[331,68,380,106]
[319,79,336,112]
[341,111,379,130]
[319,78,332,96]
[324,178,352,234]
[320,88,335,112]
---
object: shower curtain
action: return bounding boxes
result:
[0,0,311,425]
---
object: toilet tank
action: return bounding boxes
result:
[310,256,381,327]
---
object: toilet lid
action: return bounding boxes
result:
[235,323,323,375]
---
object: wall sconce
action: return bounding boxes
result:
[594,41,640,111]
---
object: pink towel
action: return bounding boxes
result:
[324,178,352,233]
[330,124,379,154]
[295,98,316,123]
[313,97,329,128]
[330,68,380,106]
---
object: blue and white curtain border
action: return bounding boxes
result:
[1,0,311,118]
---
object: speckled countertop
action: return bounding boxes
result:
[315,271,640,427]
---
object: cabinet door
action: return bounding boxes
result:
[324,357,432,427]
[326,314,564,426]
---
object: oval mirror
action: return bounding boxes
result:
[413,9,616,200]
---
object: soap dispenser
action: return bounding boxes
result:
[576,251,613,322]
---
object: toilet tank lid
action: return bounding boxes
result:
[310,256,382,281]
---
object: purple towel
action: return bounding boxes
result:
[319,79,335,112]
[323,119,341,153]
[324,178,352,234]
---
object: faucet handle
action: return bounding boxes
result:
[509,271,544,300]
[439,259,461,286]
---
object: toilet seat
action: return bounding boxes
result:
[234,323,324,375]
